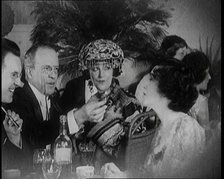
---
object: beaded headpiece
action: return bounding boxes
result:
[78,39,124,71]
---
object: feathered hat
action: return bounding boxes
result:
[30,0,171,77]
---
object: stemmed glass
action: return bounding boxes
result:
[33,149,46,176]
[78,140,96,166]
[42,150,62,179]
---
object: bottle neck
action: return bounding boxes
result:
[60,123,67,135]
[59,115,68,136]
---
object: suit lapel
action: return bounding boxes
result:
[23,82,44,121]
[49,97,60,119]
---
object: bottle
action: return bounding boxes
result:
[54,115,72,179]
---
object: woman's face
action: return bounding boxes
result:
[89,61,113,93]
[197,68,211,91]
[135,73,161,108]
[174,46,187,60]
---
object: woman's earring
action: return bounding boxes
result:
[88,80,94,94]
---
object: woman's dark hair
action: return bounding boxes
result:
[158,35,188,60]
[151,61,198,113]
[2,38,20,66]
[182,51,211,85]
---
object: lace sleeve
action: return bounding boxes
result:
[142,115,206,177]
[189,95,210,128]
[164,117,206,174]
[197,96,210,128]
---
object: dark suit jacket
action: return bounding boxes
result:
[1,109,32,174]
[60,76,95,138]
[60,76,86,113]
[8,81,61,150]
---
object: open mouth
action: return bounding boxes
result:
[96,80,105,83]
[9,88,15,93]
[47,82,56,86]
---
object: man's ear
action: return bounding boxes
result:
[25,67,32,79]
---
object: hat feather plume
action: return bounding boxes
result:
[30,0,172,77]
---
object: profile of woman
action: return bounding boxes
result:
[159,35,188,61]
[183,51,211,130]
[102,61,206,178]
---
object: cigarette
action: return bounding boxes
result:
[1,107,21,130]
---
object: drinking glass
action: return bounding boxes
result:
[42,153,62,179]
[33,149,46,176]
[78,140,96,166]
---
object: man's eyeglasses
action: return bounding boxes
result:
[11,72,22,80]
[37,65,59,75]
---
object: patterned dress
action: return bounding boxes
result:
[87,79,141,157]
[143,113,205,177]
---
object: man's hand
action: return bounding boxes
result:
[3,110,22,148]
[101,162,127,178]
[74,95,107,126]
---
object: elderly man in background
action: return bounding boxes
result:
[2,38,32,173]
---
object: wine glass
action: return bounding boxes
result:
[78,140,96,166]
[42,152,62,179]
[33,149,46,176]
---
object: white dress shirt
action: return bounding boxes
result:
[29,82,51,121]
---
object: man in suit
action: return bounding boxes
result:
[9,44,62,150]
[9,42,100,152]
[1,38,32,173]
[60,39,141,169]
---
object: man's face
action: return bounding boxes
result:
[89,61,113,93]
[28,47,59,96]
[2,53,22,103]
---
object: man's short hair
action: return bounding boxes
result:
[24,43,58,68]
[2,38,20,67]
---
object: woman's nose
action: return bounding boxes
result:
[208,73,211,80]
[98,66,105,78]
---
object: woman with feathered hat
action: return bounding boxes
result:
[60,39,142,170]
